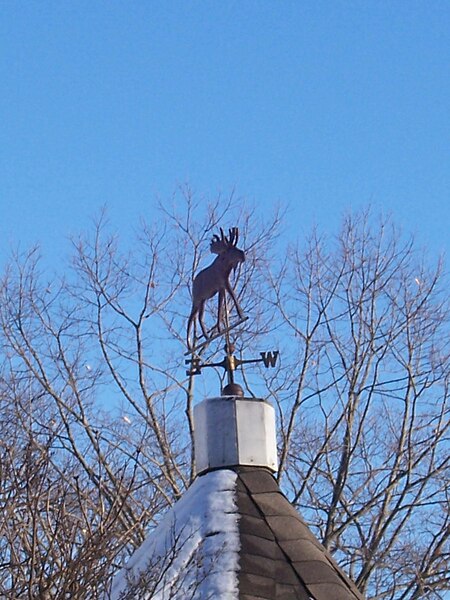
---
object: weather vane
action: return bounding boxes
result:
[185,226,279,394]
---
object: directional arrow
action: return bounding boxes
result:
[185,349,279,377]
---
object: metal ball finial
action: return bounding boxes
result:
[222,382,244,397]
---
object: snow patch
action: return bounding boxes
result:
[107,470,240,599]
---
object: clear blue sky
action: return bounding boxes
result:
[1,1,449,266]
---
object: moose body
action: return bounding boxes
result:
[187,228,245,349]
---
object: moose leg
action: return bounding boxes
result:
[217,290,225,332]
[225,282,244,319]
[198,301,209,339]
[187,308,197,349]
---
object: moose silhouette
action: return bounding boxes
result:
[187,227,245,349]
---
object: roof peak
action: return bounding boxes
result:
[108,468,365,600]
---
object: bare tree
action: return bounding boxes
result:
[0,245,169,598]
[0,196,447,599]
[0,191,279,598]
[265,210,450,599]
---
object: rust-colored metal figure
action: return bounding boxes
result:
[187,227,245,349]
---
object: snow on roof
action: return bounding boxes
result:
[107,470,240,600]
[107,465,364,599]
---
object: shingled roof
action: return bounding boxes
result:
[107,395,365,599]
[234,466,363,600]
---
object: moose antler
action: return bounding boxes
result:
[229,227,238,246]
[210,227,240,254]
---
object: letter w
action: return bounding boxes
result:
[260,351,279,368]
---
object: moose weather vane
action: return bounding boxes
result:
[187,227,246,350]
[185,226,279,392]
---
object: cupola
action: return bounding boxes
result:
[193,384,278,476]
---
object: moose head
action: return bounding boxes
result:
[187,227,245,349]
